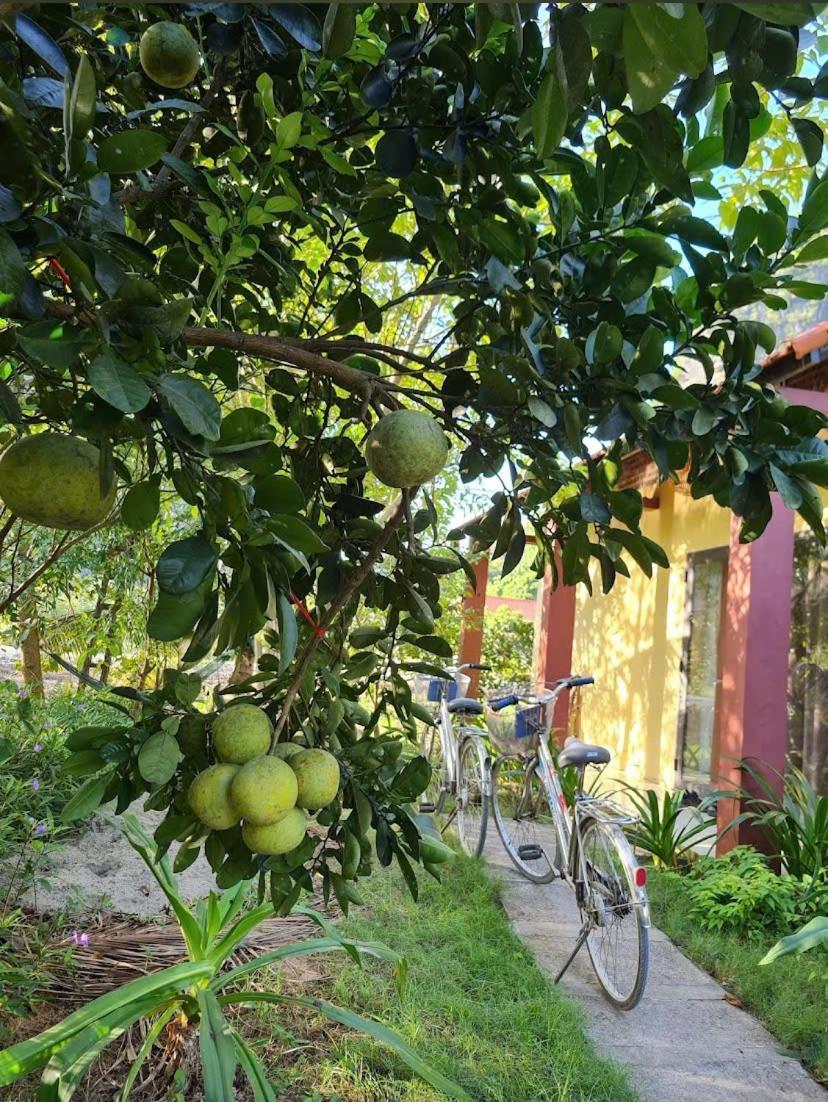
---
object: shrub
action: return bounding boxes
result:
[620,784,718,868]
[728,763,828,881]
[686,847,800,938]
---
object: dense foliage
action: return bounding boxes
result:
[1,2,828,907]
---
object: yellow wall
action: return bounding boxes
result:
[569,483,731,791]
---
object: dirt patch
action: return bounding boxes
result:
[23,808,221,919]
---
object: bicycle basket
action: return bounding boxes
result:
[486,701,546,755]
[412,672,470,705]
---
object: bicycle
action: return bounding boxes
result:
[416,663,491,858]
[488,677,650,1009]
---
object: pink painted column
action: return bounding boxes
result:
[457,556,489,697]
[715,383,828,852]
[716,497,795,852]
[535,563,577,737]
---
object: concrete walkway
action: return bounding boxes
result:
[482,832,826,1102]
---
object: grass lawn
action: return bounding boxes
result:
[648,870,828,1084]
[274,854,636,1102]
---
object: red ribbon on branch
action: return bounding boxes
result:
[48,257,71,288]
[290,591,326,638]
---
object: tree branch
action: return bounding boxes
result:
[269,491,411,748]
[113,65,225,207]
[182,326,400,406]
[0,511,118,615]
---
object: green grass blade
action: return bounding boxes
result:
[0,960,212,1086]
[208,903,274,966]
[37,994,171,1102]
[197,990,237,1102]
[118,1007,177,1102]
[229,1028,278,1102]
[219,992,472,1101]
[119,813,206,959]
[759,916,828,965]
[212,937,399,991]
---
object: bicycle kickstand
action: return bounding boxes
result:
[553,922,590,985]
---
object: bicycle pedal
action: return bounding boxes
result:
[419,802,437,813]
[517,844,544,861]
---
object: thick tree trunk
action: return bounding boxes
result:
[19,596,44,699]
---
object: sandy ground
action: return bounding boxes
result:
[23,807,221,919]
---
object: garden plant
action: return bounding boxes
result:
[1,0,828,1095]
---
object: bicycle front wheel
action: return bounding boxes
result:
[579,818,649,1010]
[456,735,488,857]
[491,755,561,883]
[419,723,447,816]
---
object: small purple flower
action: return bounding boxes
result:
[31,778,40,792]
[68,930,89,947]
[33,743,42,753]
[33,823,46,837]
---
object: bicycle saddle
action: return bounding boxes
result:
[447,696,484,716]
[558,739,611,768]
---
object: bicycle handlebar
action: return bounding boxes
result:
[488,676,595,711]
[489,693,519,712]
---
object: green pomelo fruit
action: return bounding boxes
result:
[139,22,201,89]
[229,756,298,826]
[242,807,309,855]
[290,748,341,810]
[364,409,449,489]
[0,434,116,531]
[272,742,305,760]
[187,763,240,830]
[213,703,271,764]
[420,834,455,864]
[114,277,163,308]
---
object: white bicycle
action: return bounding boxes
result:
[417,663,491,857]
[488,678,650,1009]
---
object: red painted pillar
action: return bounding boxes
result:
[535,563,577,737]
[716,496,795,852]
[457,556,489,697]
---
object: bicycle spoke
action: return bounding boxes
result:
[580,819,648,1008]
[456,738,487,857]
[491,755,560,883]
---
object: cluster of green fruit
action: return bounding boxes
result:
[188,702,340,856]
[0,409,448,532]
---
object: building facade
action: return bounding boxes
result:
[459,327,828,848]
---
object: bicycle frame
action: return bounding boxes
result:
[432,677,489,800]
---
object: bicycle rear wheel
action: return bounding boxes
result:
[579,818,649,1009]
[456,735,488,857]
[419,723,447,816]
[491,755,561,883]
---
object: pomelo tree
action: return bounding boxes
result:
[0,2,827,910]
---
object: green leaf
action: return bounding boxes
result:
[87,349,151,413]
[69,53,96,139]
[792,117,823,167]
[138,732,182,785]
[254,475,305,515]
[199,987,238,1097]
[275,111,302,149]
[615,108,692,201]
[322,3,356,59]
[157,536,217,595]
[0,960,211,1086]
[478,218,524,264]
[759,916,828,965]
[623,12,679,114]
[723,99,750,169]
[231,1030,278,1102]
[221,993,472,1101]
[732,2,815,26]
[533,54,567,158]
[363,232,412,261]
[61,771,113,823]
[97,129,168,174]
[580,492,611,524]
[275,591,298,673]
[270,514,329,556]
[148,582,213,642]
[159,374,222,440]
[0,229,27,307]
[527,396,557,427]
[121,480,160,531]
